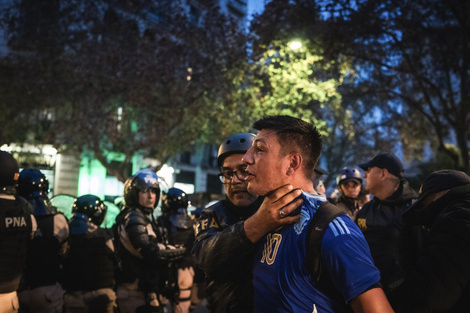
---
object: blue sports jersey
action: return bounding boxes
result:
[252,192,381,313]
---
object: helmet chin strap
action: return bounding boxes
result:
[139,205,155,215]
[344,195,358,201]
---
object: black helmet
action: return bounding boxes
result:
[162,187,188,214]
[18,169,49,199]
[124,169,161,213]
[217,133,255,167]
[72,194,107,227]
[18,169,55,216]
[0,151,19,195]
[336,166,363,186]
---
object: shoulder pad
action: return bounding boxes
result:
[200,200,228,218]
[125,209,148,226]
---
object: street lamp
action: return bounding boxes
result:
[289,41,302,50]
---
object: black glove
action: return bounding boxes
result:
[156,245,186,262]
[141,244,186,263]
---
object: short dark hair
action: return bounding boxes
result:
[252,115,322,179]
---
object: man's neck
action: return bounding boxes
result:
[289,177,316,194]
[374,180,400,200]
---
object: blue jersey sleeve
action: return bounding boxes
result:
[320,215,381,302]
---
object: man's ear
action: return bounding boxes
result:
[286,153,302,175]
[380,168,389,179]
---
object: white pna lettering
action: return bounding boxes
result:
[5,217,27,228]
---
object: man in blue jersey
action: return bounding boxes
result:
[241,115,394,313]
[192,133,301,313]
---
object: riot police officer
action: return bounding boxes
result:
[0,151,36,313]
[158,187,195,313]
[62,194,116,313]
[334,166,364,220]
[17,169,69,313]
[114,169,185,313]
[192,133,264,313]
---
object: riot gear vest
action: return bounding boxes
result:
[158,212,195,268]
[116,208,185,296]
[0,197,34,293]
[63,228,115,292]
[116,208,163,292]
[23,213,67,289]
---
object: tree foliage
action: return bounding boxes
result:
[250,0,469,181]
[320,0,470,172]
[250,0,389,184]
[0,0,255,181]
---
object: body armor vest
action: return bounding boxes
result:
[158,213,195,268]
[63,228,115,291]
[23,214,65,288]
[0,197,33,293]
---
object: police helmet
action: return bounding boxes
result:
[0,151,19,195]
[18,169,50,199]
[336,166,363,186]
[162,187,188,214]
[217,133,255,167]
[124,169,161,212]
[72,194,107,227]
[18,169,55,216]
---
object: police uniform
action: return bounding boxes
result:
[116,207,185,313]
[18,212,69,313]
[0,152,37,313]
[115,170,186,313]
[0,196,37,313]
[335,195,359,216]
[192,197,263,313]
[116,207,162,312]
[355,180,419,294]
[62,195,116,313]
[16,168,70,313]
[252,192,380,313]
[157,209,195,313]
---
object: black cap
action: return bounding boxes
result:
[314,166,328,175]
[406,169,470,215]
[359,153,404,178]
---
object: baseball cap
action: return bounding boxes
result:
[411,169,470,210]
[359,153,404,178]
[314,166,328,176]
[403,169,470,224]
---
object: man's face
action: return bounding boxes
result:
[339,180,361,198]
[221,154,259,207]
[138,188,157,209]
[363,167,383,196]
[242,129,291,196]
